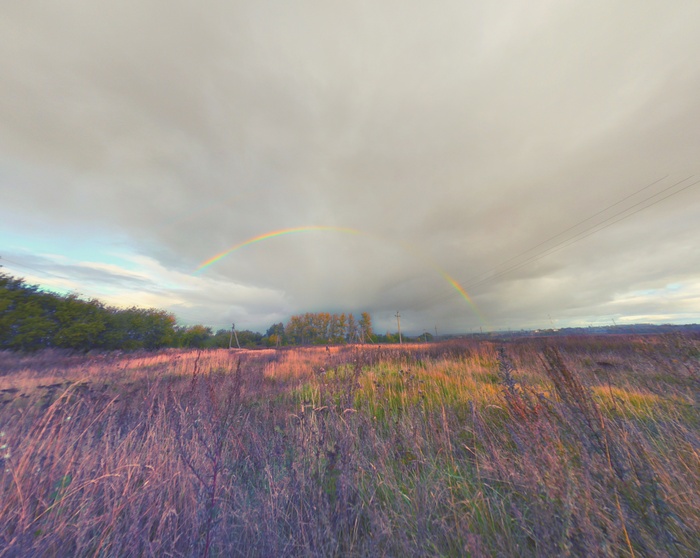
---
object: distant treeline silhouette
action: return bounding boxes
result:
[0,273,417,351]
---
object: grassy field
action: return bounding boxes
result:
[0,335,698,557]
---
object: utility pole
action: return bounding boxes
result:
[229,323,241,349]
[434,325,438,340]
[395,311,403,344]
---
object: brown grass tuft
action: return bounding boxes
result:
[0,336,698,556]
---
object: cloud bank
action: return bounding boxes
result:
[2,1,700,333]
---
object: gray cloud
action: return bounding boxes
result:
[2,1,700,333]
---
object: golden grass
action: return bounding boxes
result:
[0,335,698,556]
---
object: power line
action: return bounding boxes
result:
[395,311,403,344]
[229,323,241,349]
[462,176,700,292]
[412,177,676,310]
[458,176,699,292]
[458,174,671,286]
[408,174,699,311]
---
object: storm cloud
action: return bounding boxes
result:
[2,1,700,333]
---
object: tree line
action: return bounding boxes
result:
[277,311,373,345]
[0,273,177,351]
[0,272,425,351]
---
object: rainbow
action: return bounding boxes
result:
[196,226,362,271]
[438,270,485,322]
[195,226,485,321]
[390,238,486,322]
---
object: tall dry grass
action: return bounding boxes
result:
[0,336,698,556]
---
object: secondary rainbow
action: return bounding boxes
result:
[195,225,485,321]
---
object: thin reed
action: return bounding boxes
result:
[0,335,698,556]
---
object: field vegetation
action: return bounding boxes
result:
[0,335,698,556]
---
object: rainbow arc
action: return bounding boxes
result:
[195,226,485,322]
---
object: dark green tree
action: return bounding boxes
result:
[264,322,285,346]
[53,295,107,350]
[176,325,213,348]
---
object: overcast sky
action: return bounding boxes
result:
[2,1,700,334]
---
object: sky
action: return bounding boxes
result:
[2,1,700,335]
